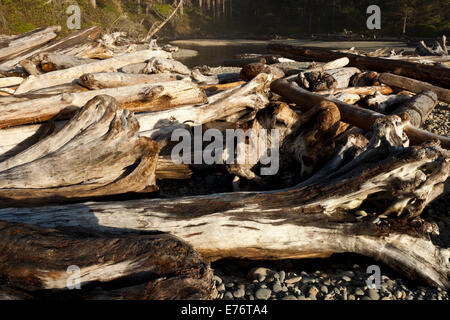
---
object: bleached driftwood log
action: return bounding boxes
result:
[36,53,97,72]
[0,26,100,72]
[0,80,206,128]
[379,73,450,104]
[144,57,191,75]
[363,93,412,114]
[0,26,61,62]
[0,77,23,88]
[191,69,241,85]
[0,95,161,205]
[79,72,185,90]
[138,73,271,138]
[15,50,172,94]
[1,116,449,289]
[0,221,215,300]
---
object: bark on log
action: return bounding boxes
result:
[240,63,285,81]
[392,91,438,127]
[15,50,172,94]
[1,116,449,289]
[299,67,360,91]
[0,220,215,300]
[268,43,450,88]
[0,26,101,72]
[0,95,160,205]
[271,79,450,148]
[0,80,206,128]
[379,73,450,104]
[0,26,60,62]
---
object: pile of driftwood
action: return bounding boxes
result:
[0,27,450,300]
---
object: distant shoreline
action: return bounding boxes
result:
[170,39,413,52]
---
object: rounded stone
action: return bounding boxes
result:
[224,292,234,300]
[342,275,352,282]
[255,288,272,300]
[279,271,286,283]
[368,289,380,300]
[281,295,298,300]
[233,288,245,299]
[354,288,365,296]
[273,282,282,293]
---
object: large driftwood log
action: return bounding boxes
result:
[0,27,100,72]
[0,221,215,300]
[379,73,450,104]
[15,50,172,94]
[0,26,60,62]
[1,116,449,289]
[0,80,206,128]
[271,79,450,148]
[0,95,160,205]
[268,43,450,88]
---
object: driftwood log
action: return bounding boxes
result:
[0,80,206,128]
[0,26,101,72]
[0,26,60,62]
[271,79,450,148]
[379,73,450,104]
[0,95,161,206]
[268,43,450,88]
[1,115,449,289]
[15,50,172,94]
[0,220,215,300]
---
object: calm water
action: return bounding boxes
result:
[173,44,268,67]
[170,39,412,68]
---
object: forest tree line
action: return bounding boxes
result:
[1,0,448,38]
